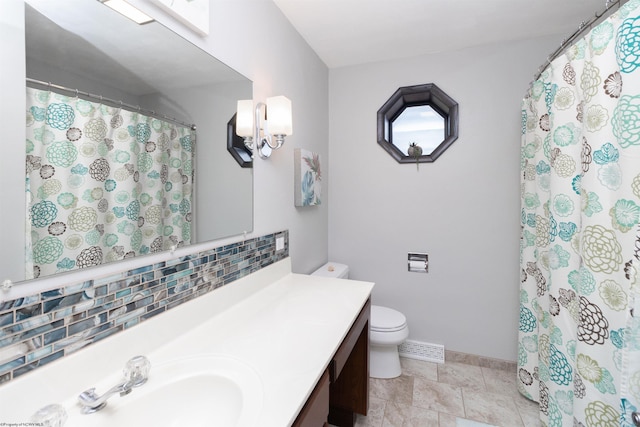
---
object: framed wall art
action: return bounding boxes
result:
[294,148,322,207]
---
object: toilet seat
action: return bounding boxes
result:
[371,305,407,332]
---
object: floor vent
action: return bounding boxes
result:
[398,340,445,364]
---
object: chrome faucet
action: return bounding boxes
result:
[78,356,151,414]
[78,380,134,413]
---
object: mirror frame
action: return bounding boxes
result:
[377,83,459,163]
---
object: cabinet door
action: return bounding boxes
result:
[331,299,370,382]
[292,369,330,427]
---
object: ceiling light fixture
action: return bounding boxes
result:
[100,0,154,25]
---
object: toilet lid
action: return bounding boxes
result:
[371,305,407,332]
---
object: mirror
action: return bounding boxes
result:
[377,83,459,163]
[5,0,253,282]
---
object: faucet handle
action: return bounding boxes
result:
[78,388,100,404]
[123,355,151,387]
[30,403,67,427]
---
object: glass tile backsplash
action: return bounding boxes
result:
[0,231,288,386]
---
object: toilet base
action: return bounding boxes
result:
[370,343,402,379]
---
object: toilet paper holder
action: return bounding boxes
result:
[408,253,428,273]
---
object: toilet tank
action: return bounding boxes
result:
[311,262,349,279]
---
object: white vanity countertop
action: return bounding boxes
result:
[0,258,374,427]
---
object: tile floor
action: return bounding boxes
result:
[354,357,541,427]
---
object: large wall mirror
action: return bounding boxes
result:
[3,0,253,284]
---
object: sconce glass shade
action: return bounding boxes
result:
[266,96,292,136]
[235,96,292,158]
[236,100,254,138]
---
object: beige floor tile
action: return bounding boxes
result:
[437,362,486,392]
[441,414,501,427]
[457,420,499,427]
[400,357,438,381]
[462,389,523,427]
[482,367,518,396]
[382,401,439,427]
[361,356,536,427]
[413,377,465,417]
[438,412,458,427]
[514,394,541,427]
[370,375,415,405]
[356,396,387,427]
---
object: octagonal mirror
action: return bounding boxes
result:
[377,83,459,163]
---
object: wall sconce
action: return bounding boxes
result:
[236,96,293,159]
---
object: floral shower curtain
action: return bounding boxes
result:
[519,1,640,425]
[25,87,194,279]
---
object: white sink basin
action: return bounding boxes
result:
[64,355,263,427]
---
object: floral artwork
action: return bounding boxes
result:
[519,2,640,426]
[294,148,321,206]
[151,0,209,36]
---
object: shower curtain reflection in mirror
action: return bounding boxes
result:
[25,87,195,279]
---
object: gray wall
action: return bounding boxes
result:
[328,36,559,362]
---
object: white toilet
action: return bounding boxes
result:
[311,262,409,379]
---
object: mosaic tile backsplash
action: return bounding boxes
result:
[0,230,289,386]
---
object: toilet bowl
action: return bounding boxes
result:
[310,262,409,379]
[369,305,409,379]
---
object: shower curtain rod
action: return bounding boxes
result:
[532,0,628,82]
[26,77,196,131]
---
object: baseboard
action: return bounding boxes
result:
[397,341,517,372]
[444,350,516,372]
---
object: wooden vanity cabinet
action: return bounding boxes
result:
[293,297,370,427]
[328,298,370,427]
[292,369,330,427]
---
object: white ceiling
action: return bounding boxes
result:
[272,0,609,68]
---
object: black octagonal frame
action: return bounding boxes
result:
[227,113,253,168]
[377,83,459,163]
